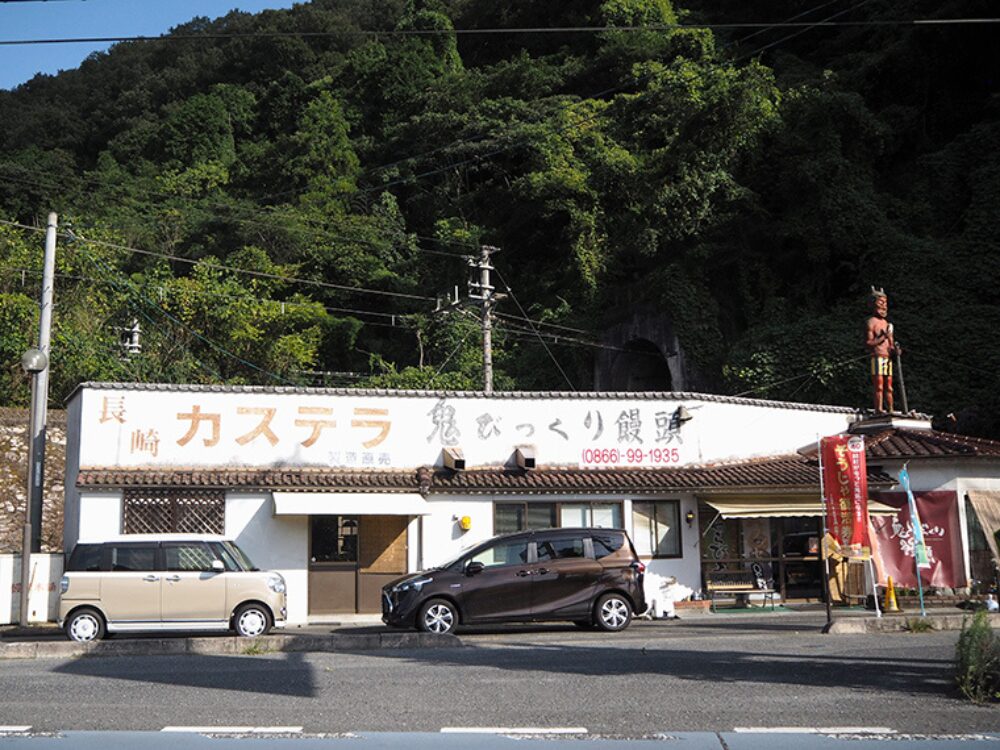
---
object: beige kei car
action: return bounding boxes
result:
[59,534,287,642]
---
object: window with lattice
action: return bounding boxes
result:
[122,489,225,535]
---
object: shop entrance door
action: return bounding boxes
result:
[308,515,409,615]
[309,515,359,615]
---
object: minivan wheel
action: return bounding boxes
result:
[417,598,458,635]
[65,607,105,642]
[234,603,272,638]
[594,593,633,632]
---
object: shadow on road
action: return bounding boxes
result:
[359,638,956,699]
[51,650,316,697]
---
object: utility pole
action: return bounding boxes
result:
[19,212,56,626]
[468,245,498,394]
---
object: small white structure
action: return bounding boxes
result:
[0,553,63,625]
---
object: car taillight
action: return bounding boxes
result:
[631,561,646,573]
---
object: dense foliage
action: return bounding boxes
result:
[0,0,996,434]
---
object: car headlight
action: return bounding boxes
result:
[267,574,286,594]
[60,575,69,594]
[394,576,432,593]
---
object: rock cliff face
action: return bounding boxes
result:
[0,409,65,553]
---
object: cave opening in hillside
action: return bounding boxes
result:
[609,339,672,392]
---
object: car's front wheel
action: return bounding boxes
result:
[65,607,106,642]
[233,603,272,638]
[417,598,458,635]
[594,593,633,632]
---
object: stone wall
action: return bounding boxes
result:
[0,408,65,553]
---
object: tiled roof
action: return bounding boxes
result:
[862,428,1000,459]
[69,381,858,414]
[77,455,894,495]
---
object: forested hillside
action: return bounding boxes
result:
[1,0,997,435]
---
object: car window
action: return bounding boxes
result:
[67,544,103,572]
[537,538,586,561]
[210,542,242,571]
[592,533,625,560]
[110,545,157,572]
[470,540,529,568]
[164,543,216,571]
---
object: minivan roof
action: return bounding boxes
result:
[76,534,230,544]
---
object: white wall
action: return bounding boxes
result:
[639,495,704,594]
[1,553,63,624]
[225,493,309,625]
[75,491,123,542]
[72,386,856,471]
[419,497,496,569]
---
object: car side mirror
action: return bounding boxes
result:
[466,561,485,576]
[211,559,225,572]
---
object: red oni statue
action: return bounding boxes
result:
[865,287,899,414]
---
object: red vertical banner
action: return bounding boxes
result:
[821,434,871,560]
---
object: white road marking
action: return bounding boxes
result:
[441,727,588,734]
[161,726,303,733]
[734,727,897,734]
[0,727,31,733]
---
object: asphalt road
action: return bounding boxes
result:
[0,615,995,736]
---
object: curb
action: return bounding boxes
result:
[0,631,461,660]
[825,612,1000,634]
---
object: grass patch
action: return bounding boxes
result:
[241,639,271,656]
[955,610,1000,704]
[905,617,935,633]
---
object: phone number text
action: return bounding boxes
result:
[580,447,681,465]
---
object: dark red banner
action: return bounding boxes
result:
[871,491,964,588]
[820,435,870,559]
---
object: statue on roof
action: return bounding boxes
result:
[865,287,899,414]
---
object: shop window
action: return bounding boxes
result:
[632,500,681,558]
[122,489,224,535]
[495,501,622,533]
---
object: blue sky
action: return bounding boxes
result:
[0,0,300,90]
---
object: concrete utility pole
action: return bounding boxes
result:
[468,245,498,394]
[19,212,56,626]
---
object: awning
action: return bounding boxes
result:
[967,490,1000,562]
[704,497,899,519]
[272,492,431,516]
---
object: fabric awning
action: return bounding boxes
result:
[272,491,431,516]
[704,497,899,519]
[967,490,1000,562]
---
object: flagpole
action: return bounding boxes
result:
[869,556,881,618]
[914,545,927,618]
[817,436,833,629]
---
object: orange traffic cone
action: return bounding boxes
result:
[884,576,900,613]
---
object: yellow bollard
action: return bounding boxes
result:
[884,575,900,613]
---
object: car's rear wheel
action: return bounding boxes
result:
[234,603,272,638]
[594,593,632,632]
[417,598,458,635]
[65,607,105,642]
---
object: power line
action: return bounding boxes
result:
[0,263,421,327]
[75,242,299,386]
[493,266,575,391]
[0,218,436,304]
[0,18,996,46]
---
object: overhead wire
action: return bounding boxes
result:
[0,17,996,46]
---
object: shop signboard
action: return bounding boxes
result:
[870,491,963,588]
[820,434,871,560]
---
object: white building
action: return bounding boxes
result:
[62,383,1000,624]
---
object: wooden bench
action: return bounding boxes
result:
[704,570,777,612]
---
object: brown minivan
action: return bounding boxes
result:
[382,527,645,634]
